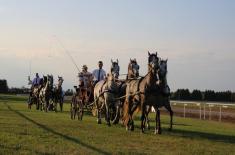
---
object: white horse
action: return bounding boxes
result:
[94,72,118,126]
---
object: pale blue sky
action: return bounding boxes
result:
[0,0,235,91]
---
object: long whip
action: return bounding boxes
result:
[53,35,81,73]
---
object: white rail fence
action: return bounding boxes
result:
[157,101,235,122]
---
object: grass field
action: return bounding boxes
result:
[0,95,235,155]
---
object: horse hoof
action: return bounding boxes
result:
[155,129,162,135]
[130,127,134,131]
[97,119,101,124]
[126,126,129,131]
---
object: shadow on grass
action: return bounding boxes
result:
[4,102,110,155]
[165,128,235,144]
[130,114,235,144]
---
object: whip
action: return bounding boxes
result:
[53,35,81,73]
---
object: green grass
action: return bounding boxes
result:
[0,95,235,155]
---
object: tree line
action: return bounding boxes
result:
[0,79,8,93]
[171,89,235,102]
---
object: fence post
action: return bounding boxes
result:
[209,105,211,120]
[196,103,201,119]
[199,104,201,120]
[203,103,206,120]
[184,104,187,118]
[219,106,222,122]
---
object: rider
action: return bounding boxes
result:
[77,65,93,102]
[32,73,41,87]
[78,65,93,89]
[92,61,106,86]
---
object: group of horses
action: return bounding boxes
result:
[71,51,173,134]
[28,75,64,112]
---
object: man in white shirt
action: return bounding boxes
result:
[92,61,106,85]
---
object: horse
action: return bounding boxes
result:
[53,76,64,112]
[123,52,160,133]
[27,76,43,110]
[94,68,119,126]
[71,86,84,120]
[143,59,173,134]
[39,75,54,112]
[70,69,95,120]
[111,58,140,124]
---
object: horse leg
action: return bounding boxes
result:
[79,100,83,121]
[129,99,139,131]
[70,106,73,120]
[60,98,63,112]
[96,99,102,124]
[54,100,57,112]
[105,97,111,127]
[112,102,120,124]
[36,98,39,110]
[155,108,161,134]
[146,106,151,130]
[165,104,173,131]
[140,107,145,133]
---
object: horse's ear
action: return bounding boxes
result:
[148,51,150,56]
[134,58,136,62]
[166,58,168,62]
[156,51,158,56]
[117,59,119,64]
[111,59,113,63]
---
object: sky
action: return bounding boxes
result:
[0,0,235,91]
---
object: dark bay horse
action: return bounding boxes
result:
[123,53,173,134]
[123,52,159,132]
[144,59,173,134]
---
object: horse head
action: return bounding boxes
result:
[159,59,168,79]
[111,59,120,79]
[106,72,118,92]
[148,51,159,65]
[47,75,54,89]
[58,76,64,86]
[128,58,139,79]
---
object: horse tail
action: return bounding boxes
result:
[122,99,130,126]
